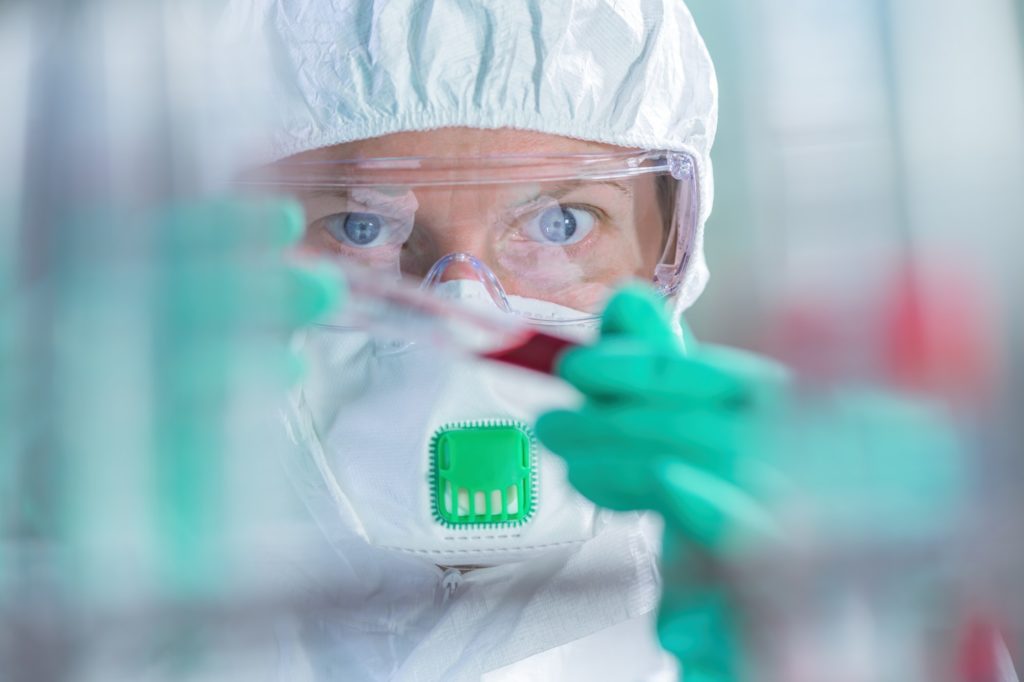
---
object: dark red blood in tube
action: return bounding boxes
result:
[481,330,578,375]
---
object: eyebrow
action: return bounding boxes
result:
[541,179,634,201]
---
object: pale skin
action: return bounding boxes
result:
[279,128,670,313]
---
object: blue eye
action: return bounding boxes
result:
[325,212,383,246]
[539,207,576,241]
[527,206,595,245]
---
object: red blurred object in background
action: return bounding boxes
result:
[765,258,1001,406]
[957,615,1019,682]
[880,262,1001,405]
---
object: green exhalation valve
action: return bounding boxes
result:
[430,421,536,528]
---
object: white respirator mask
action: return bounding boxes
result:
[282,277,614,567]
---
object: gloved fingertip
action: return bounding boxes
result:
[287,263,347,325]
[233,197,306,248]
[551,345,589,385]
[534,410,582,451]
[600,283,673,340]
[315,261,348,308]
[565,467,646,512]
[554,344,647,396]
[275,199,307,246]
[657,459,780,550]
[533,411,557,443]
[695,344,791,391]
[557,342,720,402]
[608,282,661,304]
[553,341,648,385]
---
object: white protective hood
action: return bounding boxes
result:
[222,0,719,316]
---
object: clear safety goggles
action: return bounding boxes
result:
[249,150,699,324]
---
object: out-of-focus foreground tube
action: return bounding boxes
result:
[0,2,342,681]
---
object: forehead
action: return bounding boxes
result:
[287,128,637,161]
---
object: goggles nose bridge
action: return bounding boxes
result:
[420,252,513,313]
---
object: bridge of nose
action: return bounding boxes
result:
[413,195,502,276]
[434,259,486,282]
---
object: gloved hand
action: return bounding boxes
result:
[153,197,344,592]
[4,197,345,595]
[536,285,966,682]
[535,284,787,680]
[157,198,344,388]
[536,284,788,550]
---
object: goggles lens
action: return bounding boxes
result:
[249,151,699,321]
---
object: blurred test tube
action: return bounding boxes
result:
[2,1,336,680]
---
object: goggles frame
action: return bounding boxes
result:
[244,149,701,323]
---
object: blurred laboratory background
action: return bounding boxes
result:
[688,0,1023,392]
[2,0,1023,680]
[686,1,1024,678]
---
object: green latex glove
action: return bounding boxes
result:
[535,284,787,680]
[536,284,789,550]
[536,285,966,681]
[151,197,345,593]
[4,196,346,601]
[155,198,345,390]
